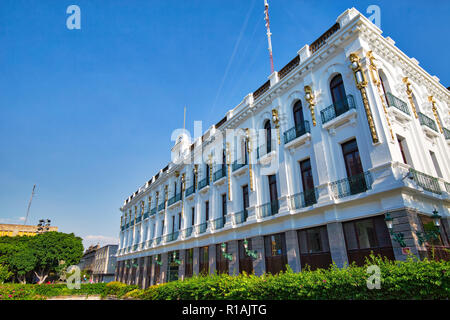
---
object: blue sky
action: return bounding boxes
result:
[0,0,449,248]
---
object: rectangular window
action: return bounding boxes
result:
[191,207,195,226]
[222,194,227,218]
[178,212,182,230]
[199,246,209,275]
[264,233,287,274]
[184,248,193,278]
[205,201,209,221]
[429,151,443,178]
[341,139,366,195]
[238,239,254,274]
[300,158,316,206]
[298,226,331,270]
[343,215,394,266]
[397,135,409,165]
[242,185,249,210]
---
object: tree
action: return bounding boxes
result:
[0,264,13,284]
[29,232,84,284]
[9,248,37,284]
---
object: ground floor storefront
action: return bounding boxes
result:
[116,209,450,288]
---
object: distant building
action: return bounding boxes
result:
[77,244,100,281]
[92,244,118,283]
[0,223,58,237]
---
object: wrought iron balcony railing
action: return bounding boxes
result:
[183,226,193,238]
[196,222,208,234]
[165,231,179,242]
[283,120,310,144]
[133,244,138,251]
[146,239,153,247]
[158,202,165,212]
[232,158,248,171]
[168,193,182,206]
[150,207,157,215]
[185,185,195,197]
[320,95,356,124]
[198,177,210,190]
[136,216,142,223]
[213,166,227,181]
[444,127,450,140]
[330,171,373,198]
[290,188,318,210]
[143,211,149,219]
[212,216,226,230]
[234,209,248,224]
[386,92,410,115]
[409,168,441,194]
[155,236,162,245]
[259,200,280,218]
[418,112,438,132]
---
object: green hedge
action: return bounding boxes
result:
[1,256,449,300]
[138,256,449,300]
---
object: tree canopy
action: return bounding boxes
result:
[0,232,84,284]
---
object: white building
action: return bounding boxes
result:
[93,244,118,283]
[115,8,450,288]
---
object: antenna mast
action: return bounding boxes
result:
[264,0,274,74]
[24,184,36,225]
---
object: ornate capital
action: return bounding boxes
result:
[304,85,316,126]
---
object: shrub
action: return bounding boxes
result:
[102,281,138,298]
[0,264,13,284]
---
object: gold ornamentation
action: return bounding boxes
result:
[402,77,418,119]
[148,196,152,211]
[194,164,198,190]
[349,52,379,144]
[140,201,145,216]
[366,51,394,140]
[428,96,443,133]
[208,154,213,183]
[245,129,254,191]
[271,109,281,145]
[226,142,232,201]
[304,85,316,126]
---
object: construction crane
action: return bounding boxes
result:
[24,184,36,225]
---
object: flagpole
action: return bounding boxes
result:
[264,0,274,74]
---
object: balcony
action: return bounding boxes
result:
[418,112,440,139]
[330,171,373,199]
[234,209,248,224]
[168,193,182,207]
[386,92,410,116]
[133,244,138,251]
[155,237,162,245]
[258,200,280,218]
[146,239,153,247]
[213,166,227,181]
[212,216,226,230]
[409,168,441,195]
[158,202,165,212]
[290,188,318,210]
[198,177,210,191]
[136,216,142,223]
[443,127,450,140]
[185,185,195,197]
[283,121,311,149]
[165,231,179,243]
[320,95,356,125]
[150,207,157,215]
[232,158,248,172]
[196,222,208,234]
[143,211,149,219]
[183,226,193,238]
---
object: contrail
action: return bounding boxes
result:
[210,0,257,119]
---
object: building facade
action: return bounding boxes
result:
[77,244,100,281]
[0,223,58,237]
[115,8,450,288]
[92,244,118,283]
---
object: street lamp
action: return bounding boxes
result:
[172,251,181,265]
[221,243,233,261]
[384,212,406,247]
[155,255,162,266]
[431,209,442,227]
[243,239,258,259]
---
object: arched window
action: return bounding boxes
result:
[412,93,421,113]
[205,164,210,181]
[192,169,196,190]
[222,149,226,171]
[330,74,347,113]
[264,120,272,153]
[378,70,390,97]
[293,100,304,128]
